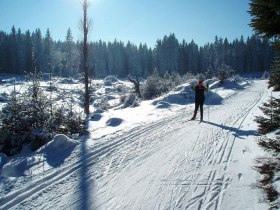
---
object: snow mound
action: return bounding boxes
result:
[39,134,79,152]
[2,155,44,177]
[153,93,187,107]
[1,135,79,177]
[155,101,171,109]
[106,118,123,127]
[90,113,102,121]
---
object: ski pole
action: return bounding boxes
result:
[181,91,188,120]
[207,84,210,122]
[207,92,210,122]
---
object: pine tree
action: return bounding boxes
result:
[255,96,280,134]
[65,28,74,76]
[9,26,19,73]
[44,28,53,73]
[17,28,25,74]
[0,71,84,156]
[24,30,33,72]
[268,56,280,91]
[32,29,44,72]
[249,0,280,41]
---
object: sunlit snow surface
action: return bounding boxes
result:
[0,75,276,209]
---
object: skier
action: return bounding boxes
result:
[191,80,209,121]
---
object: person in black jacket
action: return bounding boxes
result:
[191,80,209,121]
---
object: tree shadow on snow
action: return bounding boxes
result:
[205,121,260,139]
[77,118,96,209]
[78,136,91,209]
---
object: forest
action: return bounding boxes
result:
[0,26,275,78]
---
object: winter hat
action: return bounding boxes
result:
[198,80,203,85]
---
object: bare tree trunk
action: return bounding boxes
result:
[128,74,142,98]
[82,0,90,115]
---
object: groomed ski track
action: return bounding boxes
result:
[0,80,268,210]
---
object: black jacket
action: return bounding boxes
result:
[192,85,208,102]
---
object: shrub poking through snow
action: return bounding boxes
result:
[104,75,118,86]
[120,93,139,108]
[142,69,184,100]
[0,71,83,156]
[93,96,110,110]
[216,64,235,84]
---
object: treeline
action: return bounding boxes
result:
[0,26,275,78]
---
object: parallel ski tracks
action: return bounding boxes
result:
[175,87,266,209]
[0,83,266,209]
[0,105,193,209]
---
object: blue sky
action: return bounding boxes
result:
[0,0,253,47]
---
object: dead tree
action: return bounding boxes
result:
[128,74,142,98]
[81,0,90,115]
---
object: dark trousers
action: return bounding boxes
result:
[193,100,204,120]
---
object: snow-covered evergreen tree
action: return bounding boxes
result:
[0,71,83,156]
[216,64,235,83]
[255,96,280,134]
[268,56,280,91]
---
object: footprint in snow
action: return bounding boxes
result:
[238,173,242,181]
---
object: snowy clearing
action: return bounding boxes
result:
[0,78,275,209]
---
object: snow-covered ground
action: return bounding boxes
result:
[0,76,276,209]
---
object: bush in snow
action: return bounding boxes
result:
[120,93,139,108]
[216,64,235,84]
[142,70,184,100]
[115,84,126,93]
[166,72,184,89]
[230,74,243,83]
[104,75,118,86]
[196,73,206,81]
[141,69,162,100]
[0,71,83,156]
[93,96,109,110]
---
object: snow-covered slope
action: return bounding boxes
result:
[0,79,272,209]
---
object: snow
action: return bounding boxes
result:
[0,76,277,209]
[1,135,79,178]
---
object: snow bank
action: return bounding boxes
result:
[106,118,124,127]
[2,155,45,177]
[38,134,79,153]
[1,135,79,177]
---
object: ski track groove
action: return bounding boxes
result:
[0,82,268,210]
[172,86,265,209]
[0,113,184,209]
